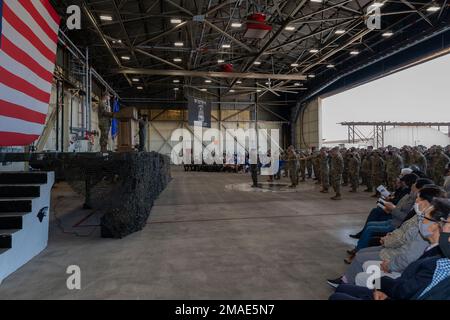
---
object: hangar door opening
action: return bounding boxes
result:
[320,53,450,148]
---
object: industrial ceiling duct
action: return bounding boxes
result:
[244,13,272,39]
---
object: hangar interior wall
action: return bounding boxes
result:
[141,109,283,158]
[295,97,322,150]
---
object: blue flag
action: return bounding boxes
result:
[111,98,120,138]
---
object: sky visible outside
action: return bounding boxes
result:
[321,53,450,142]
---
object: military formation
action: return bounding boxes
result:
[281,144,450,201]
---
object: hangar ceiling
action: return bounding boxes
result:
[53,0,450,107]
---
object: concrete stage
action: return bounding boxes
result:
[0,166,374,299]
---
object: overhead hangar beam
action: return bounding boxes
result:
[116,69,307,81]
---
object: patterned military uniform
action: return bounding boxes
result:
[312,151,321,183]
[361,154,372,192]
[386,151,403,191]
[305,150,313,179]
[342,149,350,186]
[298,151,307,182]
[412,150,427,173]
[348,153,361,192]
[287,148,298,187]
[371,151,385,191]
[320,150,330,192]
[330,149,344,199]
[431,147,450,186]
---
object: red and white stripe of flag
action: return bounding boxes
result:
[0,0,61,146]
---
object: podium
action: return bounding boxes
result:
[115,107,138,152]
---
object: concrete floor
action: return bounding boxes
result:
[0,167,374,299]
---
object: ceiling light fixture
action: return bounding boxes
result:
[426,5,440,12]
[326,64,335,68]
[100,15,113,21]
[217,59,225,63]
[173,58,182,62]
[253,61,261,65]
[174,42,184,47]
[231,22,242,28]
[137,86,143,90]
[173,79,180,83]
[382,31,394,37]
[291,63,299,67]
[170,18,183,24]
[205,80,212,83]
[350,50,359,55]
[132,78,140,82]
[121,56,130,61]
[285,26,295,31]
[335,29,346,35]
[222,44,231,49]
[309,49,319,53]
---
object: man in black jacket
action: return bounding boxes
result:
[330,198,450,300]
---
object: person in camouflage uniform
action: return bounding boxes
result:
[430,146,450,186]
[385,148,403,191]
[306,148,313,179]
[298,150,307,182]
[371,149,385,196]
[342,148,350,186]
[319,147,330,193]
[401,146,412,168]
[361,151,373,192]
[286,146,298,188]
[412,148,427,173]
[348,151,361,192]
[98,92,113,153]
[312,149,321,184]
[330,147,344,200]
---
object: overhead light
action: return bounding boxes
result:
[112,39,122,44]
[371,2,384,8]
[231,22,242,28]
[217,59,225,63]
[350,50,359,55]
[174,88,179,91]
[174,42,184,47]
[426,6,440,12]
[200,88,207,92]
[173,58,182,62]
[121,56,130,61]
[335,29,346,35]
[256,89,262,92]
[291,63,299,67]
[236,80,242,84]
[173,79,180,83]
[132,78,140,82]
[310,0,323,2]
[294,82,302,86]
[382,31,394,37]
[137,86,143,90]
[327,64,335,68]
[170,18,183,24]
[265,81,270,85]
[222,44,231,49]
[285,25,296,31]
[229,89,235,93]
[205,80,212,83]
[309,49,319,53]
[308,74,315,78]
[100,15,113,21]
[253,61,261,65]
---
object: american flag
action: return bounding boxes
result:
[0,0,60,146]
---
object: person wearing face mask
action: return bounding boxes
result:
[327,184,443,288]
[353,195,445,288]
[414,200,450,300]
[329,198,450,300]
